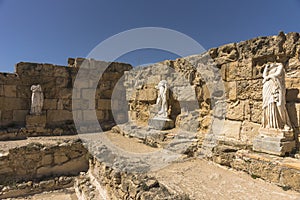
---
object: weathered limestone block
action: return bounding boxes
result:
[280,169,300,190]
[54,152,69,165]
[58,88,72,99]
[224,60,252,81]
[53,66,69,77]
[13,110,28,122]
[72,99,89,110]
[1,97,29,110]
[15,62,42,77]
[2,110,13,121]
[224,81,237,101]
[57,99,72,111]
[0,85,3,96]
[226,100,250,121]
[172,86,196,101]
[56,77,69,88]
[286,103,300,128]
[236,79,263,100]
[98,81,112,91]
[40,154,53,166]
[240,121,260,144]
[47,110,73,123]
[82,110,96,121]
[253,129,296,156]
[283,32,300,57]
[250,101,263,123]
[176,110,200,132]
[221,120,242,140]
[16,85,31,99]
[102,72,122,81]
[3,85,16,97]
[214,43,239,65]
[135,88,157,101]
[98,99,111,110]
[99,89,113,99]
[26,115,46,129]
[286,77,300,101]
[40,64,56,76]
[251,36,278,58]
[43,99,57,110]
[249,160,281,183]
[288,56,300,70]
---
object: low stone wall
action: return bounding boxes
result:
[0,139,89,185]
[75,157,189,200]
[0,176,74,199]
[211,145,300,191]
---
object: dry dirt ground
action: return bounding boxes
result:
[3,132,300,200]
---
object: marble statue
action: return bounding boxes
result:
[148,80,174,130]
[261,63,292,130]
[155,80,168,118]
[30,84,44,115]
[253,62,295,156]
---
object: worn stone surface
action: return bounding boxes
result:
[148,118,174,130]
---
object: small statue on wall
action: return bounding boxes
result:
[148,80,174,130]
[30,84,44,115]
[155,80,168,118]
[261,62,292,130]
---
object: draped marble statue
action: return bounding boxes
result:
[155,80,168,118]
[30,84,44,115]
[261,63,292,130]
[253,62,295,156]
[148,80,174,130]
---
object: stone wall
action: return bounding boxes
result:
[210,32,300,147]
[0,58,132,134]
[123,32,300,151]
[75,157,189,200]
[0,140,89,185]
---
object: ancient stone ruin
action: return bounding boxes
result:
[0,32,300,199]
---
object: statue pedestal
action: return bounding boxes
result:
[253,128,296,156]
[26,114,47,130]
[148,117,174,130]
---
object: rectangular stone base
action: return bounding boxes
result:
[26,114,46,129]
[253,128,296,156]
[148,118,174,130]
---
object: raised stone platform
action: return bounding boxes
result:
[253,128,296,156]
[26,114,46,130]
[148,117,174,130]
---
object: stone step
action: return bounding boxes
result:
[0,176,75,199]
[74,172,107,200]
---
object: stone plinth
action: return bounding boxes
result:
[26,114,46,130]
[148,117,174,130]
[253,128,296,156]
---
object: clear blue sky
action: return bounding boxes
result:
[1,0,300,72]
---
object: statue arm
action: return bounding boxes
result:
[263,64,269,79]
[262,64,269,83]
[272,63,283,77]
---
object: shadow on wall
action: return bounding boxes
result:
[286,88,300,148]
